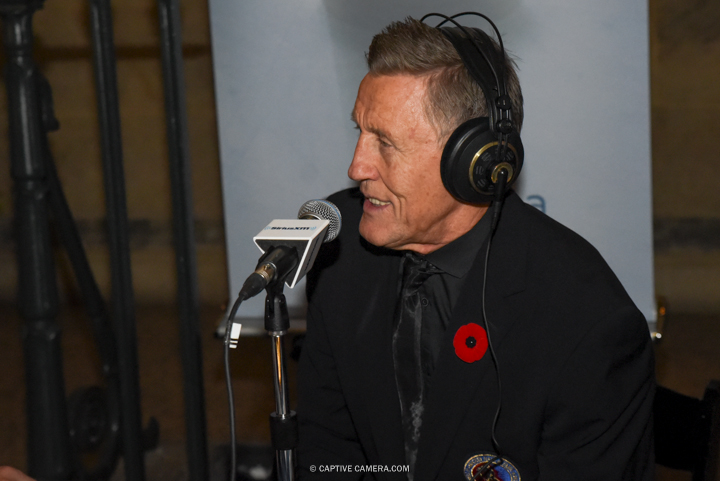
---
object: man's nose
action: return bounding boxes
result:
[348,137,376,182]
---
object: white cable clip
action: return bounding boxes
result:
[229,322,242,349]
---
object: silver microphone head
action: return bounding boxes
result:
[297,199,342,242]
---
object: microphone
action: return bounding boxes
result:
[238,199,341,301]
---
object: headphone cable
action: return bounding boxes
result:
[469,168,509,480]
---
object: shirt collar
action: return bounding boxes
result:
[423,211,492,278]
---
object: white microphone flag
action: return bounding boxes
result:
[253,219,330,288]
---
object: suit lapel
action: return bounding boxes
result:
[414,195,529,481]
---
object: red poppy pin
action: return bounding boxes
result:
[453,323,488,363]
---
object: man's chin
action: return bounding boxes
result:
[358,220,394,249]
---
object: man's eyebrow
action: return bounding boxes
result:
[350,111,389,138]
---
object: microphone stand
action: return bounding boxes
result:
[264,278,298,481]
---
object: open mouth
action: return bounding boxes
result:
[367,197,391,206]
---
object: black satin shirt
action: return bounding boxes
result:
[412,211,492,391]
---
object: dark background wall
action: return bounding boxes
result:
[0,0,226,307]
[651,0,720,313]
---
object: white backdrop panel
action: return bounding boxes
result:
[209,0,655,325]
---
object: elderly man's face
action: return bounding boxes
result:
[348,74,485,254]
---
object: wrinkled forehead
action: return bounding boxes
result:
[351,73,446,142]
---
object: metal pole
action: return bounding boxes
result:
[157,0,209,478]
[0,1,73,478]
[271,333,295,480]
[87,0,146,479]
[265,290,297,481]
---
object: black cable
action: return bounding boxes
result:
[470,169,509,480]
[422,11,516,170]
[482,210,503,454]
[420,12,508,99]
[469,226,503,480]
[223,294,245,481]
[471,455,503,480]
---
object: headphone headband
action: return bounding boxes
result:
[422,12,524,204]
[439,27,507,134]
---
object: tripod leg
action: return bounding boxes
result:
[36,73,123,479]
[0,4,74,479]
[39,77,119,381]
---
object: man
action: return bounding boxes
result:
[296,17,654,480]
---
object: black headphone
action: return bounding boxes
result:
[422,13,524,204]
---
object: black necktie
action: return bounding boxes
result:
[393,252,443,477]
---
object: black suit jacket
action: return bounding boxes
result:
[297,188,655,480]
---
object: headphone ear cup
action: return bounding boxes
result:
[440,117,524,204]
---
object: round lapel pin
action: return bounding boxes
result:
[464,453,521,481]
